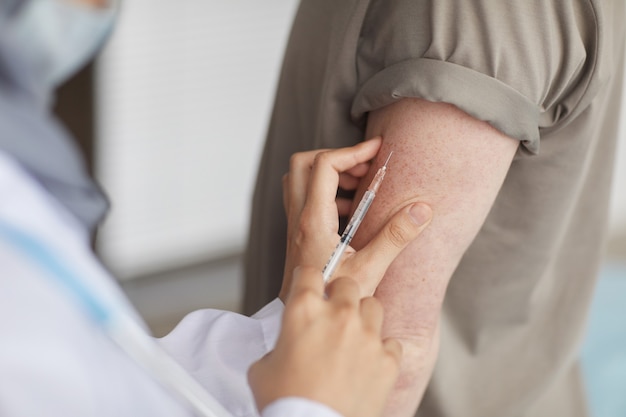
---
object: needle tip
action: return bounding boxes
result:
[383,151,393,168]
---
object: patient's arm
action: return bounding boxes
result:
[350,98,519,416]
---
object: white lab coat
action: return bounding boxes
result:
[0,150,341,417]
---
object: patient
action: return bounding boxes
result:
[244,1,626,416]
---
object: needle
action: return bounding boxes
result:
[322,152,392,282]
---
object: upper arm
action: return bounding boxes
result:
[350,97,519,336]
[348,2,603,339]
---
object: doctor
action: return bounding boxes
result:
[0,0,434,416]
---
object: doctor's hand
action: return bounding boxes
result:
[280,138,432,302]
[249,266,402,417]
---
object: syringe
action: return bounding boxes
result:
[322,151,392,282]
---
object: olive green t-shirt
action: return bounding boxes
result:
[245,1,626,416]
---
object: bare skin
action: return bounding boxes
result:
[249,141,434,417]
[350,98,519,416]
[279,139,433,300]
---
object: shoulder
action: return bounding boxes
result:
[354,0,622,150]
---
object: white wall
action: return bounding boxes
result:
[96,0,299,279]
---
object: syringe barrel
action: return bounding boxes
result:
[368,167,387,194]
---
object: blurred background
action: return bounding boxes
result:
[53,1,625,416]
[57,0,300,333]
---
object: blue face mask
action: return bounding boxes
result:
[8,0,117,89]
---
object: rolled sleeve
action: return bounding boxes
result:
[351,58,540,153]
[352,0,602,156]
[157,298,284,417]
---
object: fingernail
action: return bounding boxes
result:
[409,203,432,226]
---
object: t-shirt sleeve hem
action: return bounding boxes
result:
[351,58,541,154]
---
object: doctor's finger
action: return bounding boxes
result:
[382,338,403,368]
[336,198,353,217]
[286,148,331,216]
[338,163,373,190]
[349,203,433,294]
[324,277,361,309]
[360,296,385,334]
[286,266,326,306]
[305,139,381,214]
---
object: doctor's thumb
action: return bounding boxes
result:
[349,202,432,294]
[379,201,433,258]
[381,202,432,249]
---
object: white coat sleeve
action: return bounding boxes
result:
[157,296,285,417]
[262,398,344,417]
[0,152,192,416]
